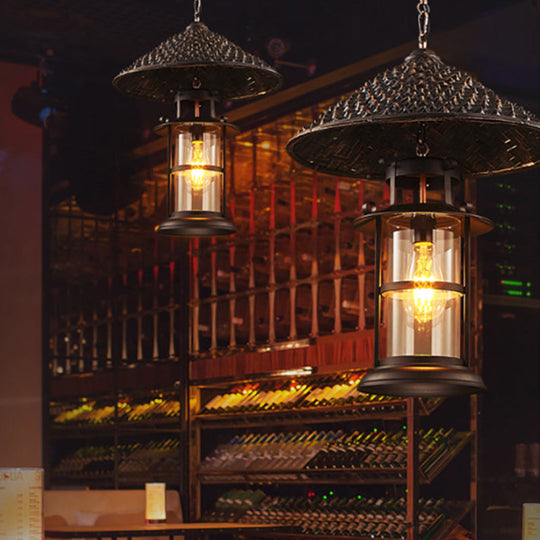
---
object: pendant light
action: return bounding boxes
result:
[113,0,281,236]
[286,0,540,396]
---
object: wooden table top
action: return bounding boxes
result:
[45,521,292,538]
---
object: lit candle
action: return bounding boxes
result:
[145,482,166,523]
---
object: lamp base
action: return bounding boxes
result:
[358,358,485,397]
[157,211,236,237]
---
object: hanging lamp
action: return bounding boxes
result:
[113,0,281,236]
[286,1,540,397]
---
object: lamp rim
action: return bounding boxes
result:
[381,281,464,295]
[353,203,494,236]
[357,362,486,397]
[113,61,283,103]
[157,211,236,237]
[154,118,239,137]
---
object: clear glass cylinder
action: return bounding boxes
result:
[382,213,462,360]
[171,123,223,213]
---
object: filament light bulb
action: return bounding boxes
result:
[404,240,446,324]
[189,138,210,191]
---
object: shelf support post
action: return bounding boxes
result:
[407,396,419,540]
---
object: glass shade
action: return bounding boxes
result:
[171,123,223,214]
[382,213,462,361]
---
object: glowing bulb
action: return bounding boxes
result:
[404,241,447,324]
[189,138,210,191]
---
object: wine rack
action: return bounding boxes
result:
[194,371,442,429]
[189,367,475,539]
[52,437,181,485]
[48,385,184,488]
[50,393,180,428]
[197,427,471,485]
[203,489,474,540]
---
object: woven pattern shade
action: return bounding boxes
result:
[287,49,540,178]
[113,22,281,102]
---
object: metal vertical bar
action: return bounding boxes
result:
[228,141,237,350]
[374,216,382,366]
[153,265,159,361]
[268,182,276,344]
[210,237,217,353]
[289,177,297,340]
[221,123,227,216]
[470,393,479,539]
[51,291,59,375]
[78,288,85,373]
[169,260,175,358]
[406,397,419,540]
[466,175,480,538]
[121,272,128,363]
[65,288,71,374]
[333,178,342,334]
[389,166,396,206]
[248,132,257,347]
[92,283,98,371]
[177,254,191,521]
[464,216,471,368]
[310,172,319,337]
[191,239,200,356]
[357,180,366,331]
[166,123,172,216]
[106,277,112,367]
[41,122,52,487]
[137,268,143,361]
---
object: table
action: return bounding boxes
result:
[45,522,292,539]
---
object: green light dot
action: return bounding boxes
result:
[527,282,532,287]
[329,491,334,496]
[527,292,532,297]
[373,428,378,432]
[405,489,408,493]
[323,495,327,500]
[402,425,406,430]
[357,495,362,500]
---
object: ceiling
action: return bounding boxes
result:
[0,0,538,102]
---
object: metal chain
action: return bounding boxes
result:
[417,0,430,49]
[194,0,201,22]
[416,123,430,157]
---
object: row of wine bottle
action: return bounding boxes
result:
[205,490,462,539]
[200,375,440,415]
[52,397,180,424]
[199,427,461,474]
[53,438,181,477]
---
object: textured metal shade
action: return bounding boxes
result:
[287,49,540,178]
[113,22,282,103]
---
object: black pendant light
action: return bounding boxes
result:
[114,0,281,236]
[286,0,540,397]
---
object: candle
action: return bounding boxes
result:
[145,482,166,523]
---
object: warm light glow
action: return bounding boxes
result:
[189,139,210,190]
[404,241,446,324]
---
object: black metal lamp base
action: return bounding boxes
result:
[358,358,486,397]
[157,211,236,237]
